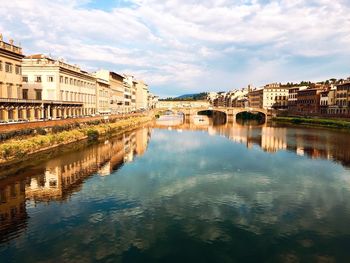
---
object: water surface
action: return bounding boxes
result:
[1,120,350,262]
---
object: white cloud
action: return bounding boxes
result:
[1,0,350,96]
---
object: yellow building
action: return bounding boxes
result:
[22,54,97,119]
[262,83,289,110]
[96,78,111,115]
[95,70,124,114]
[0,34,25,121]
[135,80,149,111]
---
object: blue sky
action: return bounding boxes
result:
[1,0,350,97]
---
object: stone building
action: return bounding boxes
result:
[0,35,25,121]
[22,55,97,119]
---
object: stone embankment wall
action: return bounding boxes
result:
[0,113,147,133]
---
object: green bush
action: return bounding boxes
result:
[87,129,99,141]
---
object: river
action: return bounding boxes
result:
[1,117,350,262]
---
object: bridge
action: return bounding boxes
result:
[156,107,269,122]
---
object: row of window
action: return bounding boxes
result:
[59,76,94,89]
[59,91,96,103]
[22,75,95,89]
[0,61,21,74]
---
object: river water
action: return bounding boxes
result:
[1,117,350,262]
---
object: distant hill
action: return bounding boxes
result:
[160,92,208,101]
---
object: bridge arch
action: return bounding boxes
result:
[233,108,267,121]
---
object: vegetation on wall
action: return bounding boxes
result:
[0,116,152,163]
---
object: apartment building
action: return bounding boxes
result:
[123,75,135,112]
[296,88,323,114]
[262,83,289,110]
[95,70,124,114]
[96,78,111,115]
[288,86,308,113]
[248,88,263,108]
[135,80,149,110]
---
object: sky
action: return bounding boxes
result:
[1,0,350,98]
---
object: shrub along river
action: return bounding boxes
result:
[1,116,350,262]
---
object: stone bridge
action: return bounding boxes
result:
[157,107,269,121]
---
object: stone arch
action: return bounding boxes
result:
[234,108,267,121]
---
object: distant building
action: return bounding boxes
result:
[135,80,149,110]
[288,86,308,113]
[96,78,111,115]
[262,83,289,110]
[95,70,124,114]
[248,88,263,108]
[296,88,323,115]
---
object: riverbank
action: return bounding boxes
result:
[0,115,153,166]
[272,116,350,129]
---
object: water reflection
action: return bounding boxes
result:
[0,127,151,242]
[155,118,350,167]
[1,121,350,262]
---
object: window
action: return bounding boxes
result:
[5,63,12,73]
[22,76,28,82]
[0,61,2,71]
[47,76,54,82]
[60,76,63,83]
[65,77,68,84]
[35,89,42,100]
[7,85,12,98]
[35,76,42,83]
[15,65,21,75]
[22,89,28,100]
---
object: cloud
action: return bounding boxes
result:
[1,0,350,97]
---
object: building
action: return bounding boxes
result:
[296,88,323,115]
[334,82,350,115]
[248,88,263,108]
[135,80,149,110]
[95,70,124,114]
[123,75,135,113]
[22,55,97,119]
[0,35,25,121]
[262,83,289,110]
[96,78,111,115]
[288,86,308,113]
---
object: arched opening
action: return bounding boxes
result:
[197,110,227,125]
[236,111,266,125]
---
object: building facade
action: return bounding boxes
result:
[96,70,124,114]
[22,55,97,119]
[0,35,25,121]
[248,88,263,108]
[262,83,289,110]
[96,78,111,115]
[135,80,149,110]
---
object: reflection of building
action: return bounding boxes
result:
[22,127,152,201]
[261,127,287,153]
[0,178,27,241]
